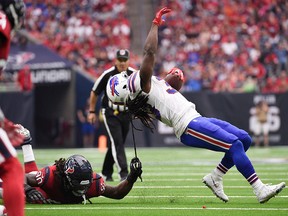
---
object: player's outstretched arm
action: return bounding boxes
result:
[140,7,171,93]
[102,157,142,199]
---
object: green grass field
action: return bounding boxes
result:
[16,146,288,216]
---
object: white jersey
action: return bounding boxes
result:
[128,71,201,138]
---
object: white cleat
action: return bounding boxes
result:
[202,173,228,202]
[254,182,286,204]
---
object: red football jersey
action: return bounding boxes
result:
[35,165,106,204]
[0,11,12,72]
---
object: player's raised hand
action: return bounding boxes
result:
[152,7,172,26]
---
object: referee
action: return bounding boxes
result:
[88,49,137,181]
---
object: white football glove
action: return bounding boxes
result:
[15,124,32,145]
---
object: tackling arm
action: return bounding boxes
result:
[102,157,142,199]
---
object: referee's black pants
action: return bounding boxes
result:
[101,108,130,180]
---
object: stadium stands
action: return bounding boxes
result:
[4,0,288,93]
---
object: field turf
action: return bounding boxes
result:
[15,146,288,216]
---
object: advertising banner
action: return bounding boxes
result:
[125,92,288,147]
[6,43,72,84]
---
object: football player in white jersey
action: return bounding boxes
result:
[106,7,286,204]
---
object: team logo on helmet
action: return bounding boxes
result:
[106,72,129,105]
[65,166,75,174]
[109,75,120,97]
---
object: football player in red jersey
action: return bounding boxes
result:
[0,114,25,215]
[0,0,26,215]
[15,125,142,204]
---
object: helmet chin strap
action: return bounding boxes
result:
[82,195,87,205]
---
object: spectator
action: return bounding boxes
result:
[253,100,270,147]
[77,99,96,148]
[17,65,33,91]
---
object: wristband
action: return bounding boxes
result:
[89,111,95,113]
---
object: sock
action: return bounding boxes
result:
[21,144,38,173]
[24,161,38,173]
[251,178,264,190]
[21,144,35,163]
[1,157,25,216]
[229,140,258,180]
[214,163,228,177]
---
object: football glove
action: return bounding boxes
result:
[152,7,172,26]
[127,157,142,183]
[25,184,58,204]
[15,124,32,145]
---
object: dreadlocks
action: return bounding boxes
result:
[54,158,66,183]
[126,91,155,132]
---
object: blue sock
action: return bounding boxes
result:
[228,140,256,179]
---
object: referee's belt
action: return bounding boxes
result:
[108,101,128,113]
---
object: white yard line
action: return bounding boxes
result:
[124,195,288,198]
[141,172,288,176]
[25,206,288,211]
[141,178,287,181]
[133,186,258,188]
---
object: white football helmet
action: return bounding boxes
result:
[106,71,129,105]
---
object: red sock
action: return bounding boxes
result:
[0,157,25,216]
[24,161,38,173]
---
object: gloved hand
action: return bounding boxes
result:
[152,7,172,26]
[127,157,143,184]
[25,184,46,204]
[25,184,56,204]
[15,124,32,145]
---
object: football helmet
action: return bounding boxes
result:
[106,71,129,105]
[0,0,26,29]
[64,155,93,197]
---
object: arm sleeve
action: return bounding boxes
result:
[86,173,106,198]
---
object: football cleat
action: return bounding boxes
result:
[254,182,286,203]
[202,173,229,202]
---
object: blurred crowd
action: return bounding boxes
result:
[12,0,288,93]
[23,0,137,77]
[156,0,288,93]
